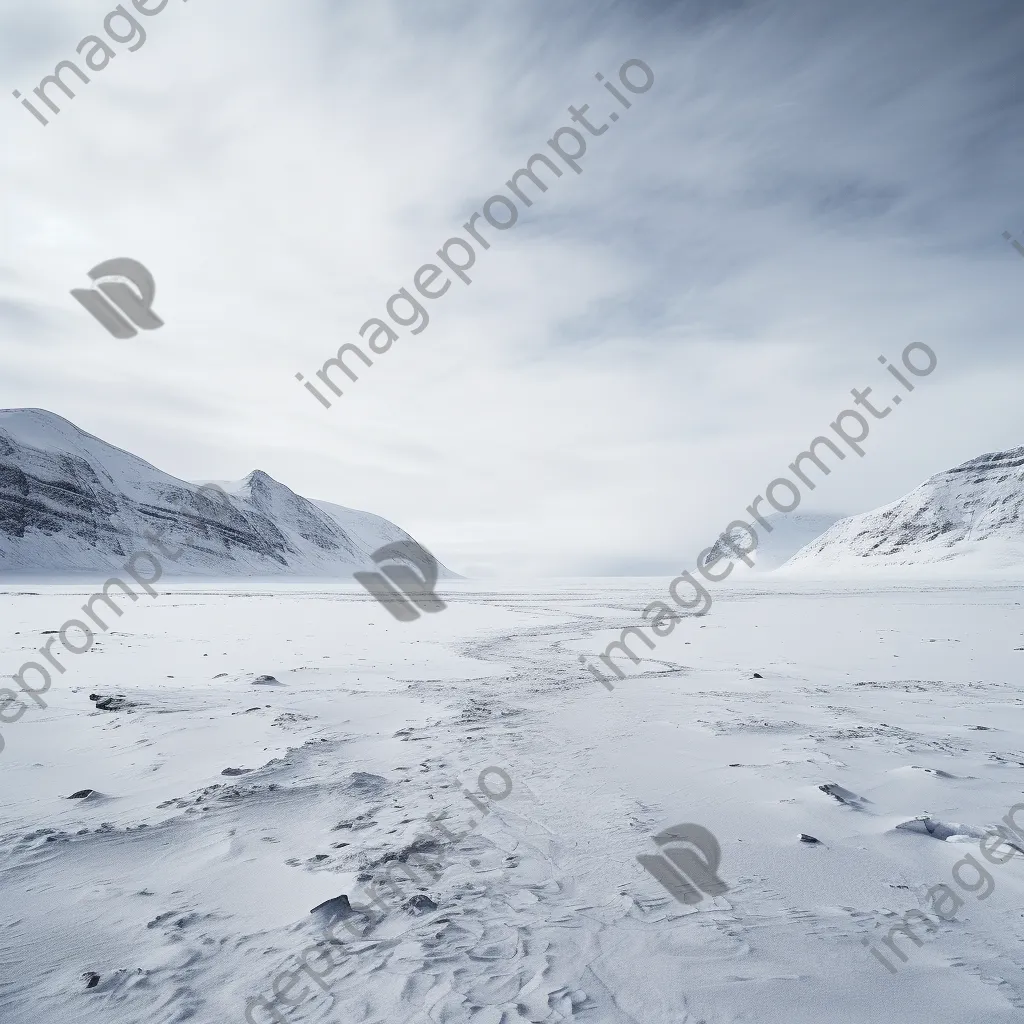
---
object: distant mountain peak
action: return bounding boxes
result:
[706,511,843,572]
[784,445,1024,571]
[0,409,453,578]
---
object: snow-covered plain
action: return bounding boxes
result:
[2,575,1023,1024]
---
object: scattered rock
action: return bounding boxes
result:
[894,814,1022,852]
[220,768,252,777]
[372,837,445,874]
[252,674,283,686]
[346,772,388,796]
[309,894,376,930]
[799,833,820,844]
[989,753,1024,766]
[405,894,437,914]
[89,694,134,712]
[819,783,871,810]
[911,765,956,778]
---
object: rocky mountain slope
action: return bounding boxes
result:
[707,512,842,571]
[784,447,1024,570]
[0,409,452,577]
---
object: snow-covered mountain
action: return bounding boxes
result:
[784,446,1024,571]
[0,409,453,577]
[706,512,842,571]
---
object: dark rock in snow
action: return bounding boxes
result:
[799,834,820,844]
[90,693,133,711]
[221,768,252,776]
[405,894,438,913]
[309,894,381,932]
[252,674,282,686]
[346,771,388,796]
[83,972,100,989]
[311,894,357,918]
[894,815,1023,853]
[68,789,96,799]
[372,836,445,874]
[819,783,871,809]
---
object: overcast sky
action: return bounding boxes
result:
[2,0,1023,576]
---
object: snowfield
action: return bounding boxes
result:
[2,575,1023,1024]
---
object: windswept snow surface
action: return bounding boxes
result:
[0,409,453,577]
[2,576,1024,1023]
[785,447,1024,572]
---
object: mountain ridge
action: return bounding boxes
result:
[0,408,454,578]
[783,446,1024,571]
